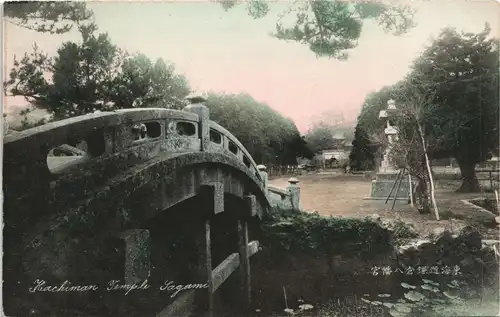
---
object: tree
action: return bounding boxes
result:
[3,1,93,34]
[205,92,311,165]
[389,85,441,218]
[353,25,499,193]
[350,84,403,170]
[111,55,191,110]
[304,115,355,154]
[409,24,499,192]
[349,125,376,171]
[5,23,191,121]
[304,125,335,153]
[215,0,416,59]
[6,23,122,119]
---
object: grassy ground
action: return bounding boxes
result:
[269,171,499,239]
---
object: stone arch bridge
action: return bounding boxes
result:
[3,96,301,317]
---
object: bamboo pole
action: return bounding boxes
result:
[408,174,414,207]
[385,169,403,204]
[417,123,439,220]
[392,168,405,210]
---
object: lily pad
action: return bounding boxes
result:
[449,297,465,305]
[432,303,449,313]
[271,221,295,227]
[401,282,417,289]
[361,298,371,304]
[378,293,391,298]
[448,280,460,288]
[383,302,394,308]
[421,283,440,292]
[299,304,313,311]
[404,290,426,302]
[443,290,459,299]
[389,307,405,317]
[394,303,412,313]
[433,299,447,304]
[422,279,439,286]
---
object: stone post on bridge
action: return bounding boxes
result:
[257,165,268,193]
[184,94,210,152]
[287,177,301,211]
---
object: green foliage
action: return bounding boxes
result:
[218,0,416,59]
[304,119,354,153]
[303,125,335,153]
[388,219,419,244]
[348,125,376,171]
[387,278,496,317]
[274,277,497,317]
[410,25,499,165]
[352,25,499,192]
[3,1,93,34]
[349,85,401,170]
[111,54,191,111]
[205,92,312,164]
[262,207,393,258]
[5,23,191,120]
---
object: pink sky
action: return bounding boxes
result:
[3,0,499,132]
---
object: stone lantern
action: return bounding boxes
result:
[379,99,398,173]
[366,99,410,201]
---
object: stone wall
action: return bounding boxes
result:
[250,213,499,311]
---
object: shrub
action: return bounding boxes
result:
[261,207,393,259]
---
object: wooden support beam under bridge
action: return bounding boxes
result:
[156,240,260,317]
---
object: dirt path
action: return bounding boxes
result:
[269,172,378,217]
[269,172,499,239]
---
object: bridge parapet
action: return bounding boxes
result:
[2,97,298,316]
[257,165,301,211]
[3,98,266,210]
[3,98,272,316]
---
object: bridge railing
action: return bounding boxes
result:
[3,98,266,201]
[180,95,264,184]
[4,95,299,215]
[256,165,301,211]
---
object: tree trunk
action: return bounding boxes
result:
[414,177,429,213]
[456,159,481,193]
[416,123,439,220]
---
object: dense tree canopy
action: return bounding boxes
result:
[5,23,191,120]
[350,24,499,191]
[3,1,93,34]
[304,125,336,154]
[304,118,354,154]
[349,125,377,171]
[205,92,313,165]
[4,16,308,167]
[408,25,499,192]
[216,0,416,59]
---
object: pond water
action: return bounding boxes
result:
[219,272,499,317]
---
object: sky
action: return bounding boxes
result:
[3,0,500,133]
